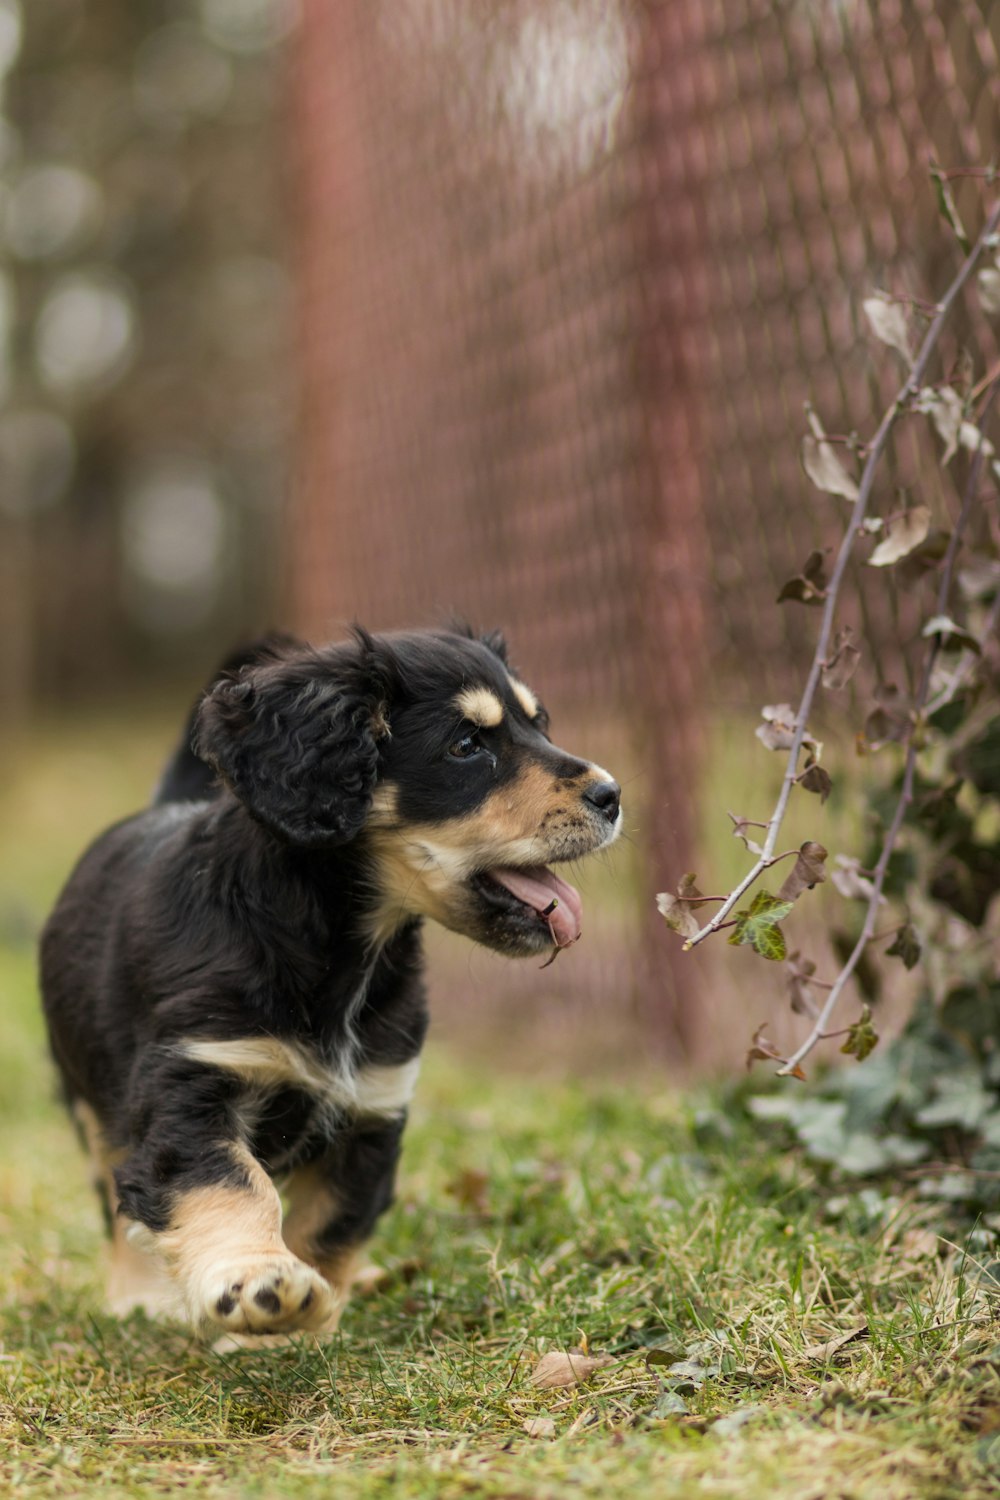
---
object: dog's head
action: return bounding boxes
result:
[194,627,621,957]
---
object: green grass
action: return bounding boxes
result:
[2,715,999,1497]
[4,1012,1000,1497]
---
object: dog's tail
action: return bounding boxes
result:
[153,632,304,806]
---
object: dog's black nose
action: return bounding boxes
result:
[583,779,621,823]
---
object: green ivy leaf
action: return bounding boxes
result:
[841,1006,880,1062]
[728,890,794,961]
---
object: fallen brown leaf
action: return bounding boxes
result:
[352,1263,391,1295]
[522,1417,557,1439]
[445,1168,490,1215]
[530,1349,616,1390]
[801,1322,868,1361]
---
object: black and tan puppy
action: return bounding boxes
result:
[40,627,621,1345]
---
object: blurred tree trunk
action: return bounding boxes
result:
[630,0,713,1057]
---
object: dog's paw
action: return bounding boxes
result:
[211,1326,341,1354]
[200,1253,334,1335]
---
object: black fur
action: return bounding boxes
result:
[39,626,621,1337]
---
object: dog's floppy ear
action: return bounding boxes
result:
[193,640,387,848]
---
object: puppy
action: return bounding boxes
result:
[40,626,621,1343]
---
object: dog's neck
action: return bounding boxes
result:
[206,797,424,1048]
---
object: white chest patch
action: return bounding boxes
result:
[179,1037,421,1119]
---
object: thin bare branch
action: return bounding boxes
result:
[778,374,1000,1075]
[686,200,1000,953]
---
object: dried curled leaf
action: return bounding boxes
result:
[958,556,1000,602]
[978,266,1000,316]
[801,428,860,502]
[822,627,861,691]
[530,1350,616,1390]
[886,922,921,970]
[777,549,829,606]
[756,704,821,758]
[895,528,951,584]
[656,892,697,940]
[840,1005,880,1062]
[729,812,766,857]
[922,615,981,653]
[777,842,829,902]
[746,1023,805,1079]
[867,506,931,567]
[729,889,794,962]
[863,294,912,360]
[914,385,964,465]
[746,1024,784,1069]
[831,855,880,902]
[785,950,819,1016]
[864,683,911,749]
[799,761,833,802]
[657,872,706,940]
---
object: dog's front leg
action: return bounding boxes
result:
[280,1117,408,1327]
[115,1140,336,1339]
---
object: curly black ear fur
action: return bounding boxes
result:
[448,619,509,665]
[193,642,386,848]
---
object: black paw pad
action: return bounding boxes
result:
[299,1288,314,1312]
[215,1292,237,1317]
[254,1287,282,1316]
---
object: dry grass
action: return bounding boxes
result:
[0,712,996,1497]
[2,1046,1000,1498]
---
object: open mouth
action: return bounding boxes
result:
[471,865,583,949]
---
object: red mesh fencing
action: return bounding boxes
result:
[290,0,1000,1060]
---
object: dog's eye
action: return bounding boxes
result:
[449,731,482,759]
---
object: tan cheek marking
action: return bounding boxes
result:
[364,763,583,943]
[454,686,504,727]
[510,678,539,720]
[460,762,563,845]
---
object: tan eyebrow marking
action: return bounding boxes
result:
[510,678,539,720]
[454,686,505,728]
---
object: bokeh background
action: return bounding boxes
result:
[2,0,999,1072]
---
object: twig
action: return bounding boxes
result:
[778,373,1000,1075]
[686,200,1000,953]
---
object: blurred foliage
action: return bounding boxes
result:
[750,682,1000,1198]
[0,0,297,715]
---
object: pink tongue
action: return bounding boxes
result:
[487,866,583,947]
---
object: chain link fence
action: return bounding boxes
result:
[3,2,998,1063]
[291,0,1000,1057]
